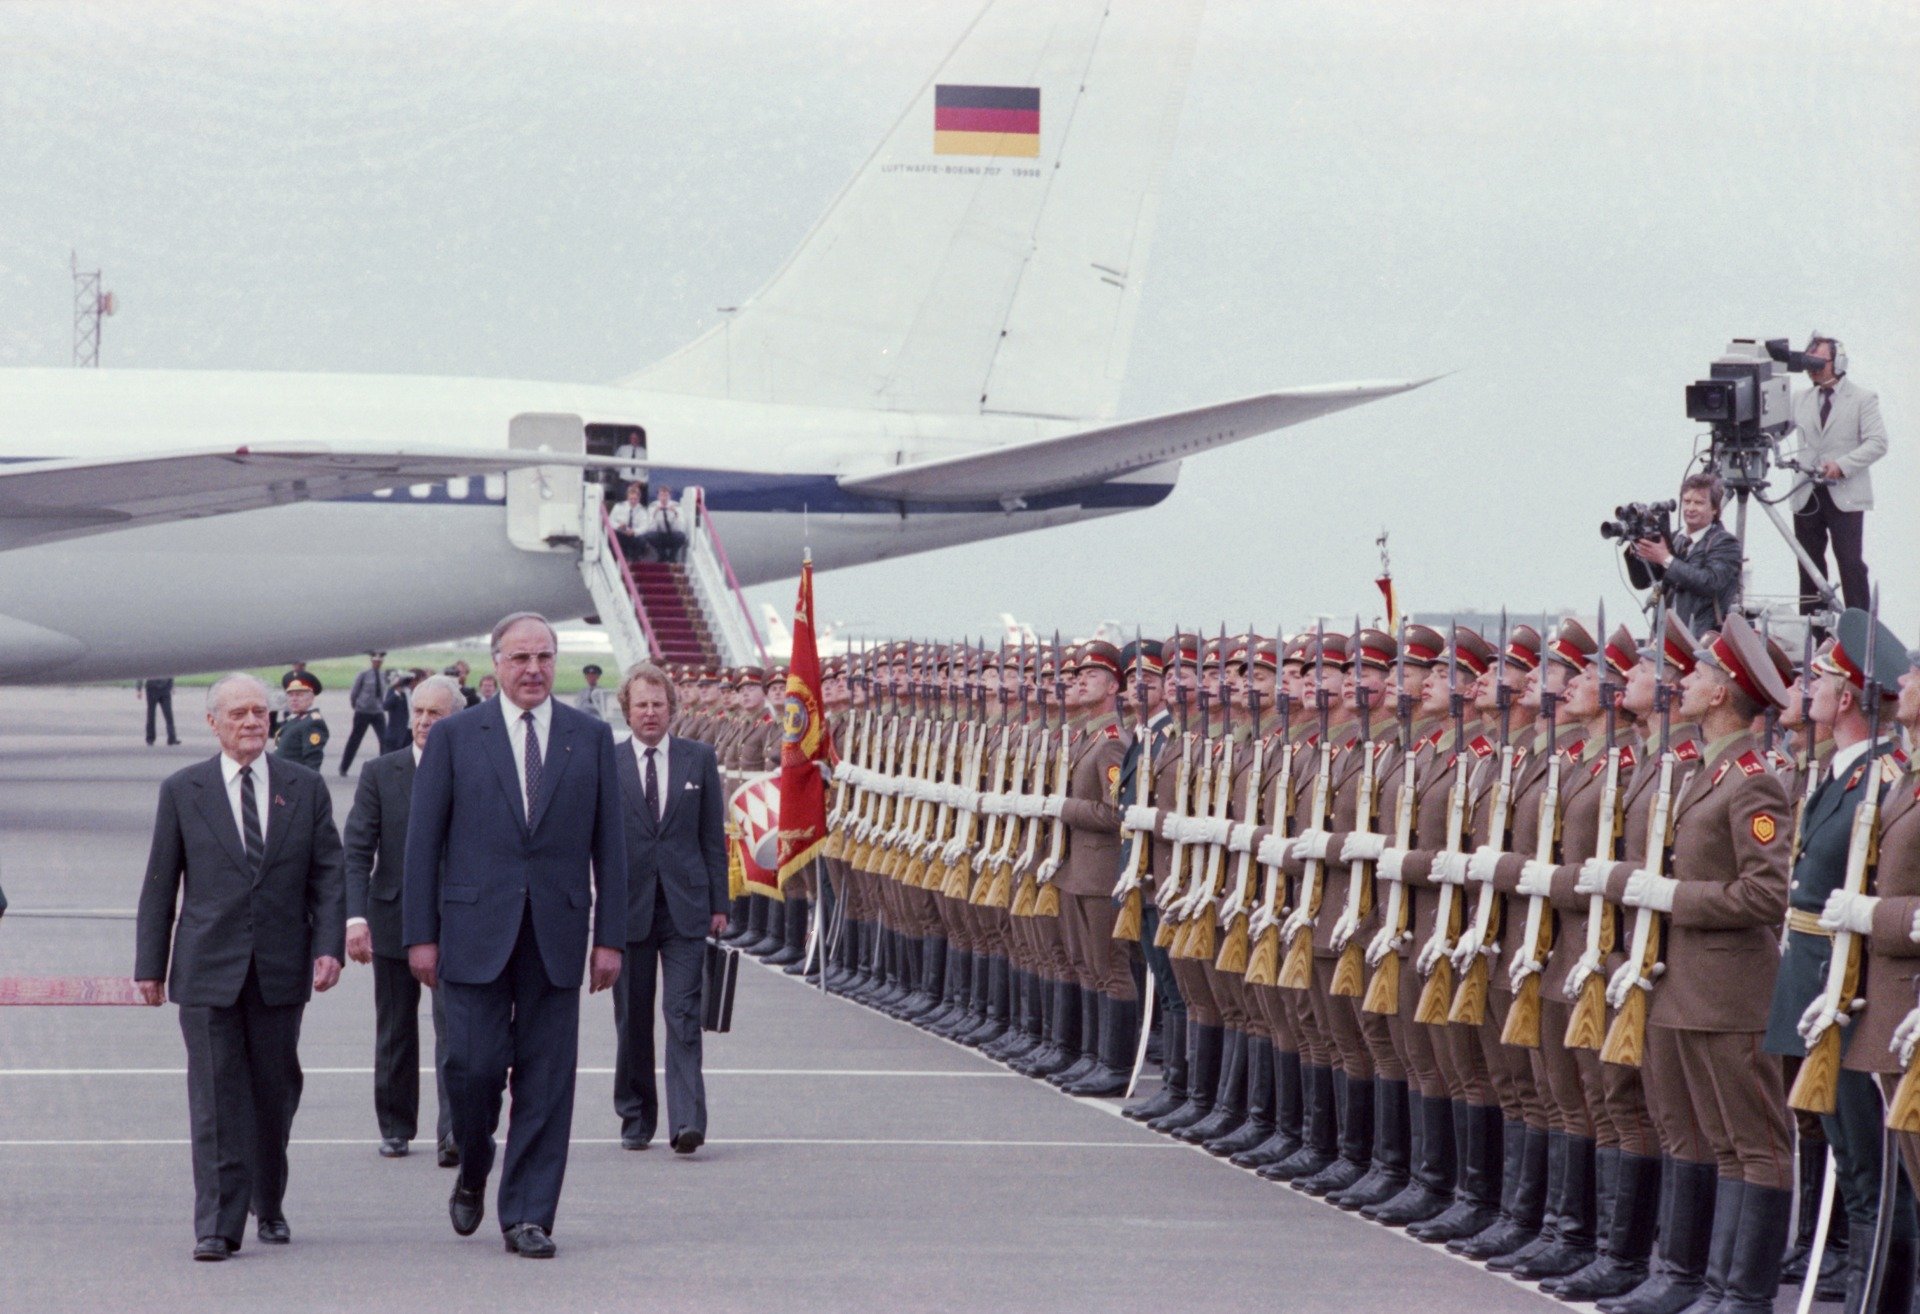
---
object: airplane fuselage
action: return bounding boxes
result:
[0,369,1173,680]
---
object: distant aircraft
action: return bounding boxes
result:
[0,0,1429,683]
[757,604,846,663]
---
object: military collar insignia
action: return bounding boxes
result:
[1674,739,1701,761]
[1736,750,1766,778]
[1467,734,1496,758]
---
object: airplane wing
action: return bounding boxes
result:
[0,443,623,552]
[835,380,1435,504]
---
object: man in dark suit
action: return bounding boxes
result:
[344,673,464,1163]
[134,672,346,1261]
[609,662,730,1154]
[404,612,626,1259]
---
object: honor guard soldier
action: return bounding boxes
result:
[275,672,328,770]
[1116,638,1184,1119]
[1605,613,1794,1313]
[1772,607,1916,1311]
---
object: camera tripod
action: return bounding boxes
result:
[1710,436,1841,627]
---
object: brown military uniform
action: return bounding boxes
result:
[1056,711,1131,999]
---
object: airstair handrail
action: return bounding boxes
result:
[685,487,767,665]
[599,505,661,658]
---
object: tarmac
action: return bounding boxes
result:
[0,685,1576,1313]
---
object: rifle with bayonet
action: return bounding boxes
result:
[1791,588,1889,1113]
[1216,627,1266,974]
[937,645,988,898]
[1365,618,1419,1014]
[1566,598,1623,1050]
[1600,597,1677,1067]
[1154,637,1197,951]
[1278,621,1334,991]
[1114,630,1154,943]
[1503,614,1566,1047]
[1008,644,1057,917]
[1332,615,1384,998]
[1032,633,1075,917]
[979,643,1031,908]
[1244,628,1297,988]
[1175,626,1236,961]
[1449,609,1518,1027]
[1414,622,1474,1024]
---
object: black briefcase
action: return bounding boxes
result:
[702,938,739,1033]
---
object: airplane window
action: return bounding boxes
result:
[373,487,393,499]
[484,474,506,500]
[449,476,471,499]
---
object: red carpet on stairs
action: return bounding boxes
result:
[627,561,719,664]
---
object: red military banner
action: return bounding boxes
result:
[775,552,833,882]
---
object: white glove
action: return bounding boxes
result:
[1516,860,1556,899]
[1292,829,1331,862]
[1508,952,1542,993]
[1415,932,1446,977]
[1227,822,1257,854]
[1014,795,1043,819]
[1798,991,1865,1044]
[1606,958,1665,1009]
[1449,925,1484,972]
[1563,952,1601,999]
[954,788,981,812]
[1280,907,1312,944]
[1176,815,1210,845]
[1623,871,1678,912]
[1159,812,1183,842]
[840,765,865,787]
[1574,857,1612,898]
[1893,1007,1920,1066]
[1257,834,1289,867]
[1819,890,1878,937]
[1432,852,1468,886]
[1124,804,1158,833]
[980,792,1007,816]
[1330,910,1360,952]
[1041,794,1066,819]
[1911,909,1920,945]
[1198,816,1233,846]
[1466,846,1503,886]
[1377,848,1408,883]
[1342,832,1386,863]
[940,783,963,808]
[1365,926,1409,968]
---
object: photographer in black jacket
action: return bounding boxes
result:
[1630,472,1742,634]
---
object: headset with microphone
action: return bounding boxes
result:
[1807,331,1847,377]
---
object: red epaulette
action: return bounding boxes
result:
[1344,734,1360,750]
[1104,722,1121,740]
[1619,744,1637,771]
[1304,732,1320,749]
[1561,738,1587,762]
[1895,748,1912,770]
[1468,735,1495,758]
[1674,740,1701,761]
[1736,750,1765,778]
[1424,728,1446,750]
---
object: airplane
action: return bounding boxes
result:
[0,0,1431,684]
[757,605,848,663]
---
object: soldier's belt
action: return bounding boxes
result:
[1784,909,1833,939]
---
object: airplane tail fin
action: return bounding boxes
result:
[630,0,1204,421]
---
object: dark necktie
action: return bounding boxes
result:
[644,746,661,820]
[521,711,542,821]
[1819,386,1834,427]
[238,764,265,877]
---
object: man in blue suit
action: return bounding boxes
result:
[403,612,627,1259]
[608,662,730,1153]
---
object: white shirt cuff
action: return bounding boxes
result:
[347,917,369,928]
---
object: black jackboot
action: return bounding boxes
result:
[1152,1023,1221,1135]
[983,969,1035,1060]
[1049,988,1103,1087]
[1063,996,1138,1097]
[954,956,1007,1046]
[846,922,878,997]
[1489,1129,1567,1273]
[1007,975,1059,1072]
[1599,1159,1718,1314]
[1023,981,1083,1080]
[1509,1132,1597,1279]
[871,930,908,1009]
[1262,1063,1337,1181]
[1176,1029,1248,1144]
[1455,1123,1547,1259]
[740,896,778,956]
[1335,1078,1412,1211]
[1677,1177,1744,1313]
[766,898,809,968]
[1712,1182,1791,1314]
[1232,1047,1304,1169]
[720,894,753,943]
[1548,1150,1662,1301]
[1125,1009,1188,1123]
[1207,1037,1276,1157]
[1414,1102,1505,1242]
[1296,1070,1371,1197]
[926,948,973,1033]
[900,936,944,1018]
[1369,1091,1457,1226]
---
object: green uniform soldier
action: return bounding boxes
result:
[275,672,328,770]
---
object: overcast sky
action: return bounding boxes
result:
[4,0,1915,644]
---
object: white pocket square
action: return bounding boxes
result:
[683,781,699,790]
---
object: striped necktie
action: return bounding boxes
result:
[521,711,543,821]
[238,765,265,877]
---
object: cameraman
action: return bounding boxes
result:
[1631,472,1741,634]
[1789,336,1885,617]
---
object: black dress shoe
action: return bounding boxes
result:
[449,1183,484,1236]
[193,1237,231,1262]
[257,1218,290,1245]
[621,1132,652,1151]
[437,1140,460,1168]
[503,1223,556,1258]
[670,1129,704,1155]
[378,1137,409,1158]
